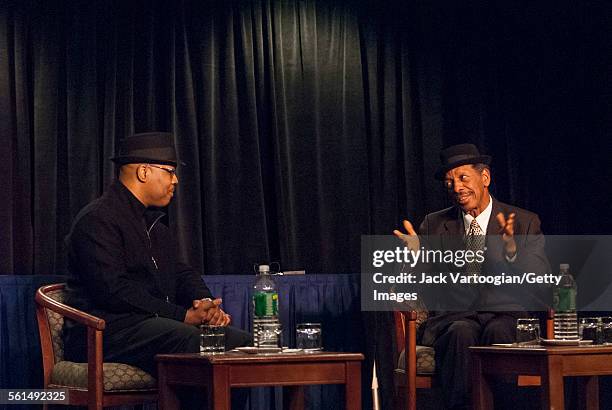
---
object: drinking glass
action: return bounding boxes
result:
[200,325,226,354]
[515,318,540,346]
[296,323,322,352]
[580,317,602,344]
[601,317,612,344]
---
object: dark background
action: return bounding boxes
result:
[2,0,611,277]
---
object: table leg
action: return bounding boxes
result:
[345,361,362,410]
[157,363,180,410]
[541,356,564,410]
[283,386,305,410]
[471,354,493,410]
[577,376,599,410]
[209,365,231,410]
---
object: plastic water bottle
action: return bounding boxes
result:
[252,264,280,347]
[553,264,579,340]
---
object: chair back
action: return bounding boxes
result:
[44,288,67,363]
[35,283,70,384]
[35,283,158,409]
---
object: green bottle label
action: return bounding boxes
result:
[254,291,278,316]
[555,288,576,311]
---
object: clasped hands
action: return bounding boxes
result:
[393,212,517,258]
[184,298,231,327]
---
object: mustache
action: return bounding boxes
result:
[453,191,473,199]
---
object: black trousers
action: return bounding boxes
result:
[103,317,252,376]
[112,318,252,410]
[432,313,516,410]
[65,317,252,375]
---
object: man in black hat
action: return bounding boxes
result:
[63,132,251,376]
[394,143,550,410]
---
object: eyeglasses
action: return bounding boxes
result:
[147,164,177,177]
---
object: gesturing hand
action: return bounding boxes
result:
[496,212,517,258]
[393,219,420,251]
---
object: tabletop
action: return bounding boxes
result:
[470,344,612,356]
[156,351,365,364]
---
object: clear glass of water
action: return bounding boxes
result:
[200,325,226,354]
[601,317,612,344]
[515,318,540,346]
[580,317,602,344]
[296,323,322,352]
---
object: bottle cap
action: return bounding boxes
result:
[560,263,570,270]
[259,264,270,273]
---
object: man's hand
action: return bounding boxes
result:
[184,298,219,325]
[496,212,517,258]
[393,219,420,251]
[193,298,232,326]
[184,298,231,326]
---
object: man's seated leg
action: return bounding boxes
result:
[480,314,520,410]
[225,326,253,351]
[104,318,251,376]
[433,318,481,410]
[105,319,251,410]
[480,314,516,345]
[104,317,201,375]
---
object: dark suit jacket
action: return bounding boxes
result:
[417,198,551,346]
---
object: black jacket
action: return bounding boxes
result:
[64,181,213,339]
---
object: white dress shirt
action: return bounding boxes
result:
[462,195,493,234]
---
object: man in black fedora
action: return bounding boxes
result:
[63,132,251,377]
[394,143,550,410]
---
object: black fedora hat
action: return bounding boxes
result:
[434,143,491,180]
[110,132,181,166]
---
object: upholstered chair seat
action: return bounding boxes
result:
[35,284,158,409]
[50,361,156,392]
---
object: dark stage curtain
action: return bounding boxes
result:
[2,2,612,409]
[0,0,443,277]
[2,0,611,277]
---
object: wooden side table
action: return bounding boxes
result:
[156,351,364,410]
[470,345,612,410]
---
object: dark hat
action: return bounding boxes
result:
[110,132,180,166]
[434,143,491,180]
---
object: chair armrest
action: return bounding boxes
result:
[402,311,418,410]
[36,286,105,331]
[405,311,418,375]
[88,327,104,406]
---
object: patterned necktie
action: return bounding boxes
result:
[465,219,485,275]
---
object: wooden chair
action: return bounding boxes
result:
[35,283,158,409]
[393,309,554,410]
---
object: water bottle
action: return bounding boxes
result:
[252,264,280,347]
[553,263,579,340]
